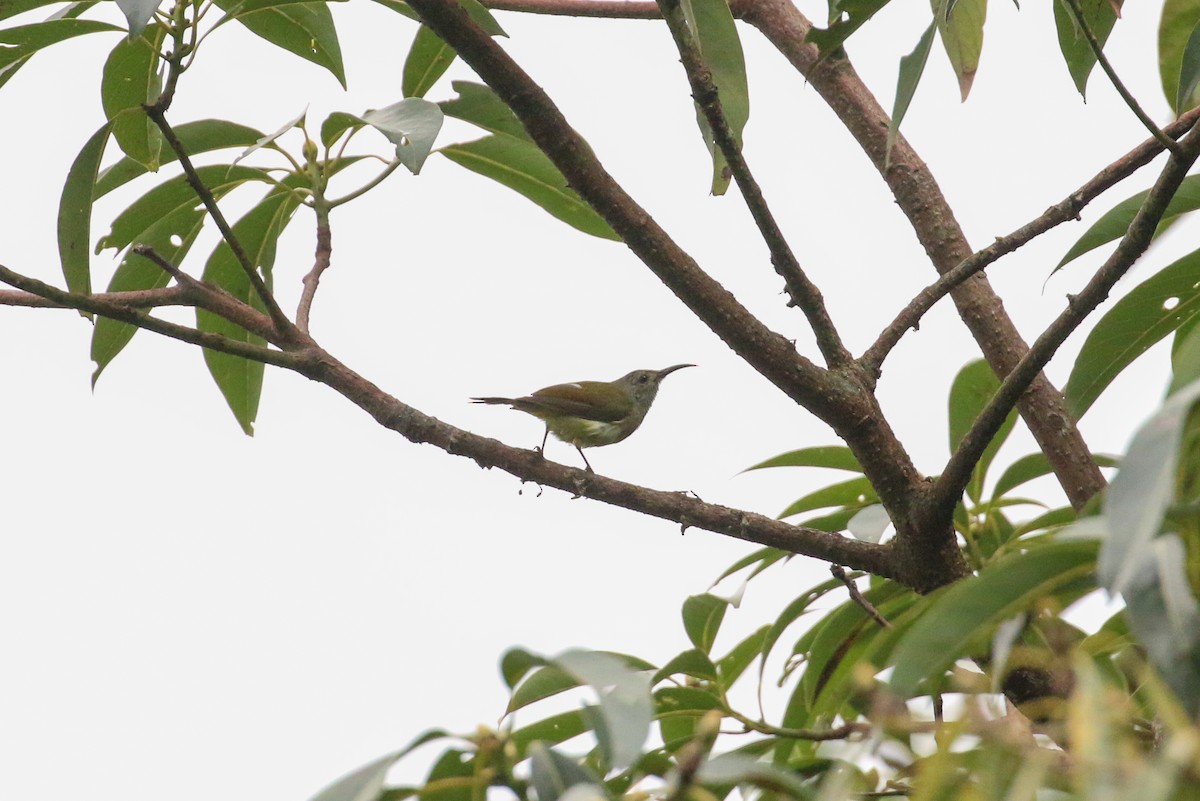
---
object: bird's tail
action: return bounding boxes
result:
[470,396,514,405]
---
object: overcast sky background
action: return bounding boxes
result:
[0,1,1190,800]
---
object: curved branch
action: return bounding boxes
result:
[931,130,1200,520]
[862,106,1200,373]
[655,0,851,368]
[739,0,1106,510]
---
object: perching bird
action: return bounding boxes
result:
[471,364,694,471]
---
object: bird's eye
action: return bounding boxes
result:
[637,374,649,383]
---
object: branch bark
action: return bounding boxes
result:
[739,0,1106,511]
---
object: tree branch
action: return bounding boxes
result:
[403,0,938,536]
[297,199,332,334]
[931,130,1200,520]
[861,106,1200,374]
[655,0,851,368]
[0,263,308,369]
[1061,0,1180,155]
[484,0,662,16]
[739,0,1106,511]
[0,286,189,309]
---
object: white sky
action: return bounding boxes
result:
[0,1,1190,799]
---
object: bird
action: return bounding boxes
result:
[471,364,694,471]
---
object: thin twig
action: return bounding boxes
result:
[655,0,851,367]
[0,286,188,309]
[831,564,892,628]
[931,129,1200,520]
[484,0,662,14]
[860,105,1200,375]
[1061,0,1180,155]
[296,201,332,334]
[0,263,308,369]
[727,708,871,741]
[143,105,296,339]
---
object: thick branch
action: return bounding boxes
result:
[0,286,188,309]
[655,0,851,368]
[740,0,1106,510]
[861,106,1200,373]
[932,130,1200,520]
[403,0,933,527]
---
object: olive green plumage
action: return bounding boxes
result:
[472,364,694,471]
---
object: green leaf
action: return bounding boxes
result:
[887,20,936,159]
[508,664,580,714]
[758,577,847,684]
[679,0,749,195]
[742,445,862,473]
[420,749,474,801]
[948,359,1018,502]
[653,648,719,684]
[682,593,727,654]
[1065,248,1200,419]
[1178,19,1200,112]
[1161,0,1200,113]
[1171,312,1200,393]
[0,18,120,68]
[58,122,111,297]
[1054,0,1122,98]
[653,686,723,745]
[459,0,506,36]
[0,1,73,23]
[439,136,619,240]
[500,646,546,690]
[715,625,768,690]
[213,0,346,88]
[528,744,603,801]
[933,0,986,100]
[509,710,590,756]
[992,452,1118,499]
[778,476,876,520]
[198,186,304,435]
[696,754,815,801]
[95,119,266,197]
[439,80,528,140]
[551,650,651,770]
[711,547,789,584]
[0,2,101,90]
[798,506,862,533]
[310,750,400,801]
[889,538,1099,697]
[403,25,455,98]
[320,111,362,148]
[1057,175,1200,269]
[101,23,164,170]
[805,0,892,58]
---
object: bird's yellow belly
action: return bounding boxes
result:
[546,417,629,448]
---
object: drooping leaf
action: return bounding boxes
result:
[113,0,158,34]
[678,0,749,195]
[1057,175,1200,269]
[933,0,986,100]
[1098,377,1200,593]
[439,136,619,240]
[308,750,399,801]
[1171,312,1200,393]
[682,593,727,654]
[1178,19,1200,112]
[1065,248,1200,419]
[439,80,528,140]
[403,24,454,98]
[1160,0,1200,113]
[212,0,346,88]
[361,98,444,173]
[0,2,102,90]
[1053,0,1122,97]
[529,744,603,801]
[742,445,862,473]
[552,649,652,770]
[58,122,111,297]
[95,119,265,197]
[948,359,1018,502]
[101,22,164,170]
[198,185,305,435]
[887,20,937,159]
[889,538,1099,697]
[758,576,847,686]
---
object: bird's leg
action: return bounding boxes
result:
[576,446,594,473]
[536,428,549,458]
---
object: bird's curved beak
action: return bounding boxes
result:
[657,364,696,380]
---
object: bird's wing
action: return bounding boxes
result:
[521,381,631,422]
